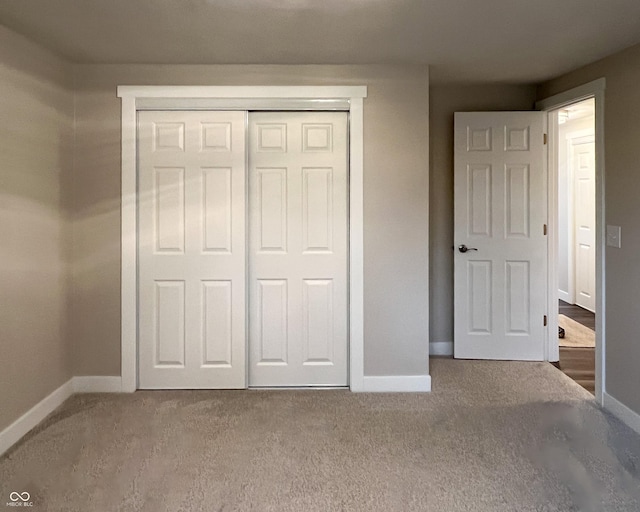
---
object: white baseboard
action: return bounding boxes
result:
[0,378,74,457]
[558,289,572,303]
[430,341,453,357]
[361,375,431,392]
[603,392,640,436]
[0,376,123,457]
[72,376,123,393]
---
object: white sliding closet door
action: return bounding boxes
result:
[248,112,349,387]
[138,111,246,389]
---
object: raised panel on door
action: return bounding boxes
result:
[505,261,530,334]
[138,111,246,389]
[256,279,289,365]
[467,165,492,237]
[153,122,185,152]
[505,165,530,238]
[249,112,348,387]
[154,281,186,366]
[454,112,547,361]
[303,279,334,364]
[202,167,232,253]
[302,168,333,253]
[468,261,492,334]
[154,167,185,253]
[201,280,232,367]
[201,122,232,152]
[257,168,288,252]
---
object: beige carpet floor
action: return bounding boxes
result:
[559,314,596,348]
[2,359,639,512]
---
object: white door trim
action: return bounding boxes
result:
[117,85,367,393]
[536,78,606,404]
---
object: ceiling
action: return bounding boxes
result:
[1,0,640,83]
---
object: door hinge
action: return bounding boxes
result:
[543,133,548,145]
[544,315,548,327]
[543,224,547,235]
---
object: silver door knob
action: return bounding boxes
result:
[458,244,478,253]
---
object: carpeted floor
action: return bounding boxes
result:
[2,359,639,512]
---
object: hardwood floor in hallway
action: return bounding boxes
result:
[559,300,595,330]
[555,347,595,394]
[554,301,596,394]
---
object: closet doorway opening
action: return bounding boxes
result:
[117,86,367,392]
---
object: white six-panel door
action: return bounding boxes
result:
[248,112,348,386]
[138,111,247,388]
[572,137,596,312]
[454,112,547,360]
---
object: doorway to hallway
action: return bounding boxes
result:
[551,98,596,394]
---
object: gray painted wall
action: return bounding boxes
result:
[538,42,640,415]
[429,84,537,349]
[0,26,74,431]
[71,64,430,378]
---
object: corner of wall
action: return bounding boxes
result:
[603,392,640,436]
[0,24,77,434]
[66,62,78,380]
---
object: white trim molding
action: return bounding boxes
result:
[536,78,606,403]
[603,393,640,436]
[117,85,368,393]
[536,78,606,111]
[0,380,74,457]
[430,341,453,357]
[0,377,125,457]
[73,376,123,393]
[118,85,367,100]
[361,375,431,392]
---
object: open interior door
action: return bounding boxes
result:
[454,112,548,360]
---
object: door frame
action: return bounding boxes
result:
[536,78,606,404]
[117,85,368,393]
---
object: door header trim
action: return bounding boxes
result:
[133,98,353,111]
[535,78,605,111]
[117,85,367,100]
